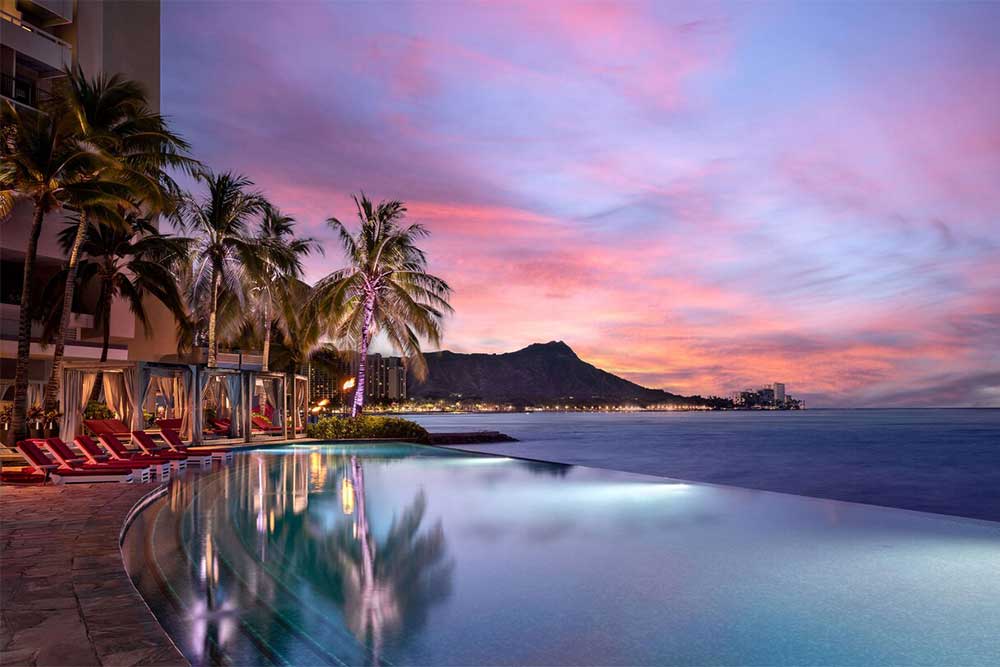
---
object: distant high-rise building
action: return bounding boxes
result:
[772,382,786,403]
[308,352,407,407]
[363,354,407,402]
[758,387,775,404]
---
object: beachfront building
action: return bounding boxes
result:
[1,0,168,397]
[1,1,308,443]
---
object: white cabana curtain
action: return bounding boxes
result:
[190,368,210,443]
[155,376,174,416]
[122,366,136,429]
[62,370,97,438]
[226,374,243,438]
[178,369,194,440]
[102,373,128,423]
[132,365,153,429]
[262,378,283,427]
[295,377,308,432]
[214,377,230,419]
[27,383,43,409]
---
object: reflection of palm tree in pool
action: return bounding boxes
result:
[336,455,453,664]
[262,454,453,665]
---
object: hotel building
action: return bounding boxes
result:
[1,0,173,402]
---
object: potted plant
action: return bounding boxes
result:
[27,405,44,439]
[43,409,62,438]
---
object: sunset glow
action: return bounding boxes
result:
[163,1,1000,407]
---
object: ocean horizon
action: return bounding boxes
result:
[410,408,1000,522]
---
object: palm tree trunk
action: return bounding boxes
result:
[98,279,112,363]
[207,270,220,368]
[43,211,88,412]
[10,204,46,443]
[261,298,271,372]
[351,298,374,417]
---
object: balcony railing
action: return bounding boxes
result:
[0,73,37,108]
[0,9,71,49]
[0,9,71,74]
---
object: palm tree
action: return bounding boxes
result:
[248,208,320,371]
[42,66,197,411]
[43,214,191,362]
[236,278,328,374]
[179,171,268,367]
[0,99,115,441]
[314,195,452,416]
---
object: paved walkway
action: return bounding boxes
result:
[0,484,187,666]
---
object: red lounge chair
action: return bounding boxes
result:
[252,416,283,433]
[99,433,187,473]
[83,418,131,437]
[204,418,229,436]
[208,418,231,436]
[0,470,47,484]
[38,438,152,484]
[74,435,170,480]
[160,428,233,464]
[156,418,183,431]
[143,429,211,467]
[132,430,211,468]
[16,440,135,484]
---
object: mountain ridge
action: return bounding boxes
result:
[411,340,708,405]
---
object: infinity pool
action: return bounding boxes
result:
[123,443,1000,666]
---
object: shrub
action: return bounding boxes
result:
[84,400,114,420]
[307,416,429,443]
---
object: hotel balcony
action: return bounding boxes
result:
[1,72,37,107]
[18,1,73,27]
[0,9,71,76]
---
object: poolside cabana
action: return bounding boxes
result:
[250,372,287,441]
[60,361,200,441]
[57,360,308,445]
[199,368,249,442]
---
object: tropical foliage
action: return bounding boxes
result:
[2,67,452,441]
[247,208,320,370]
[306,416,430,443]
[177,170,269,367]
[41,66,198,412]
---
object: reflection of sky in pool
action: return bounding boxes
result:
[123,443,1000,666]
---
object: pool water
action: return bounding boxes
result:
[122,443,1000,666]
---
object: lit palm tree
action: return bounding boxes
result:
[179,171,269,367]
[0,99,117,441]
[314,195,452,416]
[249,208,320,371]
[42,66,197,411]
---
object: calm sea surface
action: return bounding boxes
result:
[410,409,1000,522]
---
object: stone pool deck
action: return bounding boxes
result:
[0,484,187,667]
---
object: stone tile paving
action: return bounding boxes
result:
[0,484,187,666]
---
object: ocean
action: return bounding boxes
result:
[409,409,1000,522]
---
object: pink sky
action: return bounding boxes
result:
[162,1,1000,406]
